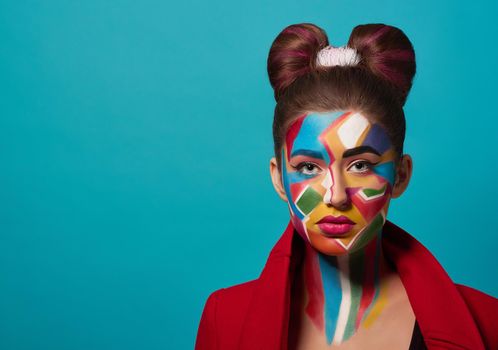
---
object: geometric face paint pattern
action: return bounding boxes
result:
[282,110,398,255]
[282,111,399,346]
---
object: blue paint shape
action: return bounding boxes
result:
[287,170,316,183]
[291,111,344,165]
[318,254,342,344]
[372,161,395,186]
[290,149,324,159]
[281,149,305,219]
[361,123,392,155]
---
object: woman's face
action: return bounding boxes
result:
[281,110,398,255]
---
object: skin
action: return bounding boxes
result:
[269,110,414,348]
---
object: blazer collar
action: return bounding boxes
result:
[238,220,485,350]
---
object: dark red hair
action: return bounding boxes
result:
[267,23,416,168]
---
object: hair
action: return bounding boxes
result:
[267,23,416,169]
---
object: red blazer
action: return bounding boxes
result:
[195,221,498,350]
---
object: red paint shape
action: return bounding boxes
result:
[285,114,306,161]
[355,235,378,329]
[304,247,325,331]
[291,215,308,242]
[351,190,389,222]
[346,187,361,196]
[289,179,316,202]
[290,183,306,202]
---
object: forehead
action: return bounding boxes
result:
[285,111,392,157]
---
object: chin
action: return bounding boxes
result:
[307,231,350,256]
[316,246,350,256]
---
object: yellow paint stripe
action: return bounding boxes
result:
[362,279,388,328]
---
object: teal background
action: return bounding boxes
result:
[1,1,497,349]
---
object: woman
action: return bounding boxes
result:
[195,23,498,349]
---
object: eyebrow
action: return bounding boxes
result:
[290,149,324,159]
[342,145,381,158]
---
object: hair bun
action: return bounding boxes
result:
[267,23,328,101]
[267,23,416,106]
[348,24,416,106]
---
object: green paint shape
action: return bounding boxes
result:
[296,187,322,214]
[362,184,387,198]
[343,252,365,340]
[352,214,384,250]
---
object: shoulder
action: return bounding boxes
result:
[456,284,498,349]
[214,278,258,306]
[195,280,258,350]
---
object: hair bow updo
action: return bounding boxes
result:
[267,23,416,105]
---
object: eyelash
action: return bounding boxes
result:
[292,160,378,175]
[290,159,379,178]
[293,162,322,176]
[347,160,377,173]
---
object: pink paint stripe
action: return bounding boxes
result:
[362,25,390,46]
[285,115,306,161]
[304,245,325,330]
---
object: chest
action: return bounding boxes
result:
[287,272,416,350]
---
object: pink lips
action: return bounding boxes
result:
[316,215,356,237]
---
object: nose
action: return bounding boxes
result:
[323,168,350,210]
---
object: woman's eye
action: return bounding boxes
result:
[348,161,373,173]
[296,162,321,176]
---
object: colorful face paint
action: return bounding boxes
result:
[282,110,397,255]
[299,235,389,345]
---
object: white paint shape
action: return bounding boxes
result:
[337,112,370,149]
[347,211,387,250]
[321,171,333,204]
[336,239,348,250]
[358,186,387,201]
[345,225,366,250]
[333,255,351,344]
[302,216,311,242]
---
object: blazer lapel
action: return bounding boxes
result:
[238,222,297,350]
[238,220,485,350]
[383,220,485,350]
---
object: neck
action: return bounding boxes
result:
[297,232,392,345]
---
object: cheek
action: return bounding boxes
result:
[287,177,326,216]
[349,178,392,222]
[281,154,324,212]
